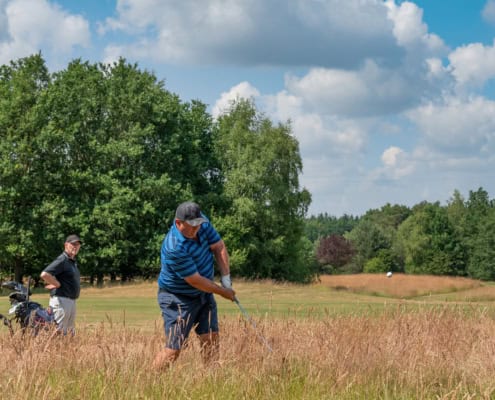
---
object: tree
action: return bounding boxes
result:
[305,213,360,243]
[468,208,495,280]
[0,55,220,283]
[316,234,354,273]
[345,219,389,273]
[396,202,466,276]
[344,204,410,273]
[213,99,314,282]
[0,54,51,281]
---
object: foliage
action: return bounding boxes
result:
[466,204,495,280]
[213,99,314,282]
[396,202,466,275]
[304,213,360,243]
[345,219,389,272]
[0,54,51,281]
[315,234,354,273]
[363,249,396,273]
[0,55,218,282]
[344,203,410,273]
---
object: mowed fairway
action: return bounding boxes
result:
[2,274,495,399]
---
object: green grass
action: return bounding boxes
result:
[5,277,495,329]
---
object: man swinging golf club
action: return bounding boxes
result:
[153,201,236,370]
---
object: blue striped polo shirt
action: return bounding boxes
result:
[158,217,221,296]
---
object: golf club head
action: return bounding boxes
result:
[9,292,27,303]
[2,281,29,295]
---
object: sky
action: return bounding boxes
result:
[1,0,495,217]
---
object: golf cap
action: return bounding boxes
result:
[175,201,207,227]
[65,234,82,244]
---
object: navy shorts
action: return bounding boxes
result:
[157,288,218,350]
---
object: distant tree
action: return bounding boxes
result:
[396,202,466,276]
[446,189,467,229]
[305,213,360,243]
[364,249,396,273]
[468,208,495,280]
[316,234,354,273]
[464,187,492,254]
[345,219,390,273]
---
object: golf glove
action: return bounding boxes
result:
[221,274,232,289]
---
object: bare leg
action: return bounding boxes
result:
[152,348,180,371]
[198,331,219,364]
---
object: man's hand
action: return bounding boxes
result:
[221,288,236,301]
[185,272,235,301]
[40,271,60,290]
[221,274,232,289]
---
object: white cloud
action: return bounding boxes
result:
[100,0,401,68]
[410,96,495,155]
[0,0,90,65]
[384,0,446,55]
[448,41,495,88]
[211,81,260,118]
[0,0,9,42]
[284,61,423,117]
[292,113,367,157]
[482,0,495,25]
[382,146,403,166]
[379,146,414,178]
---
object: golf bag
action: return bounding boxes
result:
[0,280,55,335]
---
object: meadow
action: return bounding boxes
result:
[1,274,495,399]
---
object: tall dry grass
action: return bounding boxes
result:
[1,306,495,399]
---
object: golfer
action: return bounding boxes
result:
[153,201,236,369]
[40,234,82,335]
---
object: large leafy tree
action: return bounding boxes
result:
[0,55,219,283]
[0,54,51,281]
[213,99,314,282]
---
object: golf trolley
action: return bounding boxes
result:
[0,277,55,336]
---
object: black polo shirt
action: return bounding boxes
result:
[43,252,81,299]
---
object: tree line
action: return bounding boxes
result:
[0,54,312,284]
[312,188,495,281]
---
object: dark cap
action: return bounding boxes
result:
[175,202,207,227]
[65,234,82,244]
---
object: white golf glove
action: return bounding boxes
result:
[221,274,232,289]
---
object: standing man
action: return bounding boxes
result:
[40,234,82,335]
[153,201,236,370]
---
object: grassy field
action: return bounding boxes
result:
[1,274,495,399]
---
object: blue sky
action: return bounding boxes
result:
[1,0,495,216]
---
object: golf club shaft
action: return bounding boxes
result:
[234,297,273,352]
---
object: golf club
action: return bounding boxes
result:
[234,297,273,353]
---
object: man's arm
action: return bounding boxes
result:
[40,271,60,290]
[184,273,235,301]
[210,239,233,288]
[210,239,230,276]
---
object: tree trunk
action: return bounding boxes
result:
[14,258,23,283]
